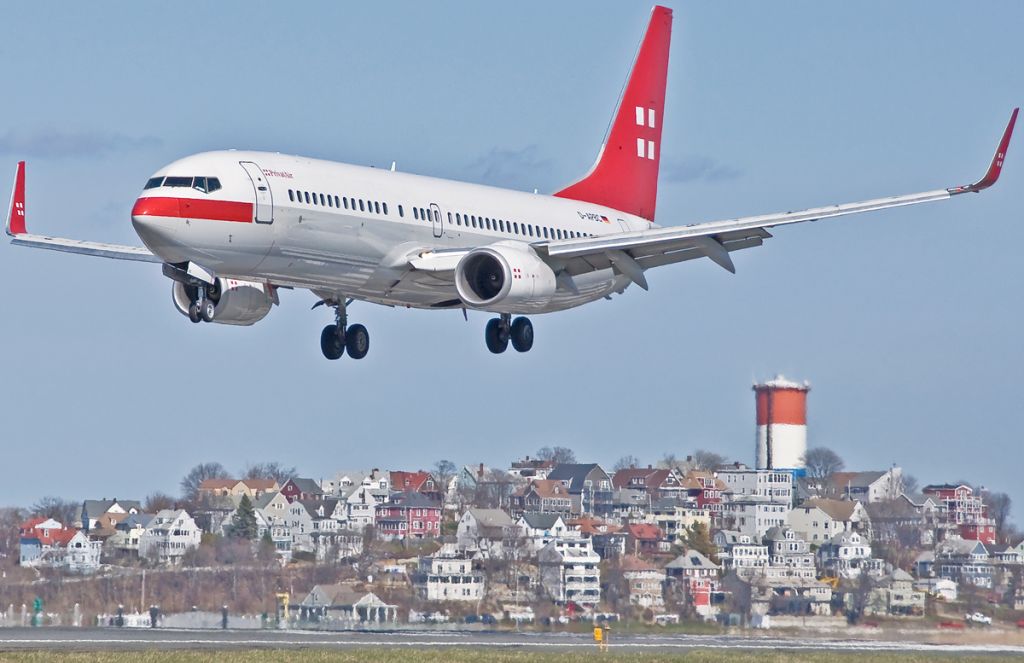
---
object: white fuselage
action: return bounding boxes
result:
[130,151,653,314]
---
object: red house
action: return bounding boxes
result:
[611,466,684,499]
[625,523,664,556]
[923,483,996,545]
[375,491,441,540]
[683,470,726,514]
[389,471,441,500]
[280,478,324,504]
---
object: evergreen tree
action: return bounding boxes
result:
[227,494,259,540]
[683,522,719,563]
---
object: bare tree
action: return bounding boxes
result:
[658,453,680,470]
[987,492,1013,543]
[433,460,457,497]
[180,462,230,501]
[0,507,25,563]
[803,447,845,481]
[242,462,297,485]
[690,449,727,471]
[899,473,919,496]
[613,455,641,472]
[537,446,576,464]
[144,492,176,513]
[31,496,79,525]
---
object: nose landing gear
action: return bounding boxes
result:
[485,314,534,354]
[187,284,216,324]
[316,298,370,361]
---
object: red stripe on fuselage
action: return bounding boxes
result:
[131,197,253,223]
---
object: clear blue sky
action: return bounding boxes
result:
[1,2,1021,514]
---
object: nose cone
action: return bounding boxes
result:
[131,197,187,262]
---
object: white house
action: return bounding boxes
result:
[515,513,576,552]
[816,530,874,579]
[788,504,845,545]
[717,466,793,504]
[538,538,601,607]
[724,498,788,539]
[138,510,202,564]
[714,530,768,579]
[64,530,102,573]
[456,508,514,558]
[415,546,485,602]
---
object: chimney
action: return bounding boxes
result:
[478,463,484,479]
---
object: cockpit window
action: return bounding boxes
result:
[192,177,208,193]
[207,178,221,193]
[164,176,192,187]
[144,177,164,190]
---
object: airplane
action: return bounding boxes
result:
[5,6,1017,362]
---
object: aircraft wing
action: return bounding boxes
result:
[6,161,159,263]
[535,109,1018,289]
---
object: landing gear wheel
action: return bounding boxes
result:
[485,318,509,354]
[200,299,216,323]
[510,316,534,353]
[188,302,202,324]
[346,324,370,360]
[320,325,345,360]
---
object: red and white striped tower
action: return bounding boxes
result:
[754,375,810,471]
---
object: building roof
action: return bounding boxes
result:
[569,517,621,536]
[466,508,514,529]
[519,512,562,530]
[612,467,672,491]
[390,471,434,492]
[241,478,278,491]
[284,478,323,495]
[82,499,142,520]
[546,464,607,494]
[802,498,861,522]
[666,549,719,571]
[625,523,662,541]
[525,479,570,499]
[300,583,395,609]
[830,471,887,492]
[388,491,440,509]
[197,479,240,491]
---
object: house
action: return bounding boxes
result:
[866,493,945,547]
[816,530,875,579]
[19,518,100,571]
[197,479,278,501]
[621,555,665,608]
[298,584,398,623]
[723,497,788,539]
[829,468,903,503]
[610,488,649,521]
[511,479,573,518]
[546,464,613,517]
[922,483,996,544]
[624,523,665,556]
[681,471,727,516]
[933,537,994,588]
[310,526,364,562]
[570,517,626,559]
[320,469,389,499]
[646,499,711,542]
[138,510,202,564]
[611,466,685,500]
[714,530,767,579]
[415,545,485,602]
[665,549,721,617]
[865,569,925,616]
[914,577,958,602]
[80,499,142,531]
[538,537,601,607]
[507,455,556,480]
[787,503,845,545]
[722,573,833,617]
[800,498,871,539]
[455,464,517,509]
[19,517,68,566]
[345,484,382,529]
[375,492,442,541]
[107,513,154,557]
[515,513,575,553]
[390,470,442,501]
[716,465,793,504]
[280,478,325,503]
[763,527,816,580]
[456,508,514,557]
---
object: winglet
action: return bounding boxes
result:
[6,161,26,236]
[949,108,1018,194]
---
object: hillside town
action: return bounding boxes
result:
[1,378,1020,631]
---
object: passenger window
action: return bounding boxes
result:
[383,202,388,215]
[304,192,310,204]
[319,193,326,206]
[288,190,294,202]
[498,219,505,232]
[413,207,419,220]
[448,212,453,224]
[207,178,222,193]
[343,197,349,209]
[543,227,549,239]
[374,201,380,214]
[144,177,164,190]
[327,195,333,208]
[513,222,519,235]
[334,196,340,208]
[164,176,192,187]
[398,205,404,217]
[359,200,365,212]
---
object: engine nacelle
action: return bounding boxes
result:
[172,278,275,326]
[455,242,558,310]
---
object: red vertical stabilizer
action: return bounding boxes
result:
[553,6,672,221]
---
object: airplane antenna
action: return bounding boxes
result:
[390,161,397,172]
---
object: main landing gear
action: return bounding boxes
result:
[186,282,218,324]
[485,313,534,354]
[318,298,370,361]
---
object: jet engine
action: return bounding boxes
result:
[172,278,275,326]
[454,242,557,310]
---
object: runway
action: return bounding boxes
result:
[0,627,1022,655]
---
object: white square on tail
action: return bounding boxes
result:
[648,108,656,128]
[647,140,655,160]
[636,138,645,157]
[635,106,645,126]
